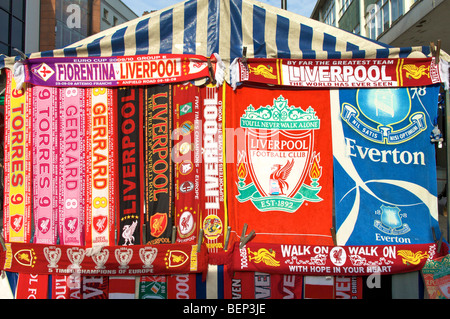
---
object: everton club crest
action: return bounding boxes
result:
[341,88,426,144]
[236,96,323,213]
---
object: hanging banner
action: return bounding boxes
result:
[58,87,86,246]
[85,88,116,247]
[226,85,334,245]
[144,85,173,244]
[200,84,227,252]
[32,86,59,244]
[232,58,441,88]
[25,54,211,87]
[0,242,207,277]
[331,85,442,245]
[232,242,439,276]
[115,87,144,246]
[173,83,202,244]
[3,69,32,243]
[422,253,450,299]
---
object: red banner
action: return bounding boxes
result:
[1,242,207,277]
[232,57,441,88]
[232,242,440,276]
[225,85,334,245]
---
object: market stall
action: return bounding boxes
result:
[0,0,449,299]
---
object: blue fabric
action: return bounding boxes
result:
[333,85,442,245]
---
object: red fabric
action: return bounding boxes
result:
[232,242,438,276]
[173,83,202,244]
[15,274,48,299]
[1,242,208,277]
[226,85,334,245]
[167,274,197,299]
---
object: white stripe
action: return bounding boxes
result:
[206,264,218,299]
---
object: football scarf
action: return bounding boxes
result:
[331,85,442,245]
[3,69,32,243]
[85,88,116,247]
[225,85,334,245]
[58,87,85,246]
[231,242,438,276]
[231,57,442,88]
[115,87,144,246]
[24,54,212,87]
[200,85,227,252]
[32,86,59,245]
[144,85,173,244]
[1,242,207,277]
[173,83,202,244]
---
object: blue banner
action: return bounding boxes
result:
[331,85,442,245]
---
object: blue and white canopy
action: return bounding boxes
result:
[1,0,435,82]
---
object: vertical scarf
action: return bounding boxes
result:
[85,88,116,247]
[144,85,173,244]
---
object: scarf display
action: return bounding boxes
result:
[32,86,59,245]
[1,53,447,299]
[58,87,86,246]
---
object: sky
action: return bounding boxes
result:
[122,0,316,18]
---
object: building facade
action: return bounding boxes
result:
[310,0,450,53]
[0,0,138,56]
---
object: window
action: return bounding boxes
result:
[321,0,336,27]
[0,0,25,57]
[365,0,404,40]
[55,0,92,49]
[339,0,353,18]
[103,8,109,20]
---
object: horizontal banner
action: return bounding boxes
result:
[25,54,212,87]
[1,242,207,277]
[232,58,441,88]
[231,242,442,276]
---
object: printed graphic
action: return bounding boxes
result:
[332,85,442,245]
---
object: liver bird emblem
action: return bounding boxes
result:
[247,248,280,267]
[270,159,295,195]
[403,64,430,80]
[397,250,429,265]
[249,64,277,79]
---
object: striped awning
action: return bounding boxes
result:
[1,0,434,82]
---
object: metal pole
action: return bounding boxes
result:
[446,88,450,241]
[281,0,287,10]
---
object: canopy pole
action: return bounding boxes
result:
[446,88,450,241]
[281,0,287,10]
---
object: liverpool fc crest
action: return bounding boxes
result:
[236,96,323,213]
